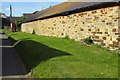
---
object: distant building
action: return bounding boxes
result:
[33,11,39,14]
[0,13,7,18]
[0,13,8,29]
[23,11,39,18]
[23,13,33,18]
[0,13,20,29]
[7,17,21,23]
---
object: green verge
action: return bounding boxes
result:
[3,29,118,78]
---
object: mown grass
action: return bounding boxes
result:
[3,29,118,78]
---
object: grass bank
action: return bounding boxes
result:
[3,29,118,78]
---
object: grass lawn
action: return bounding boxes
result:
[3,29,118,78]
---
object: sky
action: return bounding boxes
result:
[1,1,68,17]
[1,0,118,17]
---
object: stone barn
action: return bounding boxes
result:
[21,1,120,50]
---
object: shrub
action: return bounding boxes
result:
[15,17,26,32]
[64,35,70,39]
[32,30,36,34]
[81,37,93,45]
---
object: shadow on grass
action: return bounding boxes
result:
[8,36,72,72]
[8,37,18,45]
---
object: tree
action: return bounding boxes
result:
[15,17,26,31]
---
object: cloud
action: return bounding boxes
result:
[5,7,10,11]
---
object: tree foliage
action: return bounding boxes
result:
[15,17,26,31]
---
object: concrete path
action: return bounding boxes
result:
[0,32,30,80]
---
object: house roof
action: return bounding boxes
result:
[0,13,7,18]
[23,0,119,22]
[23,13,33,18]
[24,2,77,22]
[7,17,20,23]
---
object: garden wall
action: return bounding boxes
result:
[21,6,120,50]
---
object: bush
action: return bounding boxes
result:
[64,35,69,39]
[32,30,36,34]
[15,17,26,32]
[81,37,93,45]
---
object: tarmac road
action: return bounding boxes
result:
[0,32,29,80]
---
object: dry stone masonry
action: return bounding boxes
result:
[21,6,120,50]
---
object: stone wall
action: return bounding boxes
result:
[21,6,120,50]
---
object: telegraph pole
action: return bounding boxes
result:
[10,5,12,22]
[9,5,16,32]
